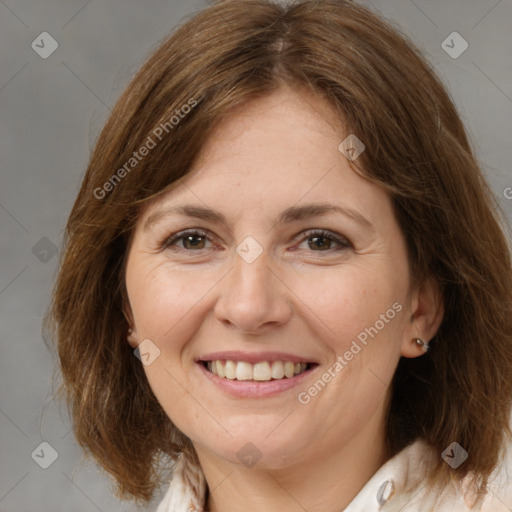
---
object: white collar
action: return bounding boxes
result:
[156,439,509,511]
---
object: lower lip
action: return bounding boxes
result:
[197,362,317,398]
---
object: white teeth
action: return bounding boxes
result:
[235,361,253,380]
[215,360,224,377]
[225,360,236,380]
[284,361,295,378]
[205,359,310,381]
[271,361,285,379]
[253,362,272,381]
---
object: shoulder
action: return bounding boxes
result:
[346,439,511,512]
[156,453,206,512]
[479,439,512,512]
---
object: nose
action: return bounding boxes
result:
[213,247,293,335]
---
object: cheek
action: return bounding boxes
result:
[127,262,214,341]
[296,264,405,408]
[289,263,403,350]
[126,265,209,433]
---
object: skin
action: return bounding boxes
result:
[125,85,444,512]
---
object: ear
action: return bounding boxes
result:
[401,276,444,358]
[122,299,140,349]
[127,328,140,349]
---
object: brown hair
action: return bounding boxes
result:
[45,0,512,504]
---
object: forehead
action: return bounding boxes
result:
[140,86,392,231]
[191,85,344,174]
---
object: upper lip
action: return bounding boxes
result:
[197,351,319,365]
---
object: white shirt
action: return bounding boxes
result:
[156,439,512,511]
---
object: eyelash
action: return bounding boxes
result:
[160,228,352,254]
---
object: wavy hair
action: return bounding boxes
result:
[45,0,512,503]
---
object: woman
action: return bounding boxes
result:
[46,0,512,510]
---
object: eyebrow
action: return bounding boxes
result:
[143,202,374,232]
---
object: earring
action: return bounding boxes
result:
[414,338,429,351]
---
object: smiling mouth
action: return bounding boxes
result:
[201,360,318,381]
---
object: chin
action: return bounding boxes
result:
[193,425,314,470]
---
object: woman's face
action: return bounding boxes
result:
[125,86,422,469]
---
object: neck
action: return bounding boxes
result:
[195,412,388,512]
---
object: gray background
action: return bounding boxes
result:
[1,0,511,511]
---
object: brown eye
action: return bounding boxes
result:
[298,229,352,252]
[181,234,207,250]
[162,229,212,251]
[308,234,334,251]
